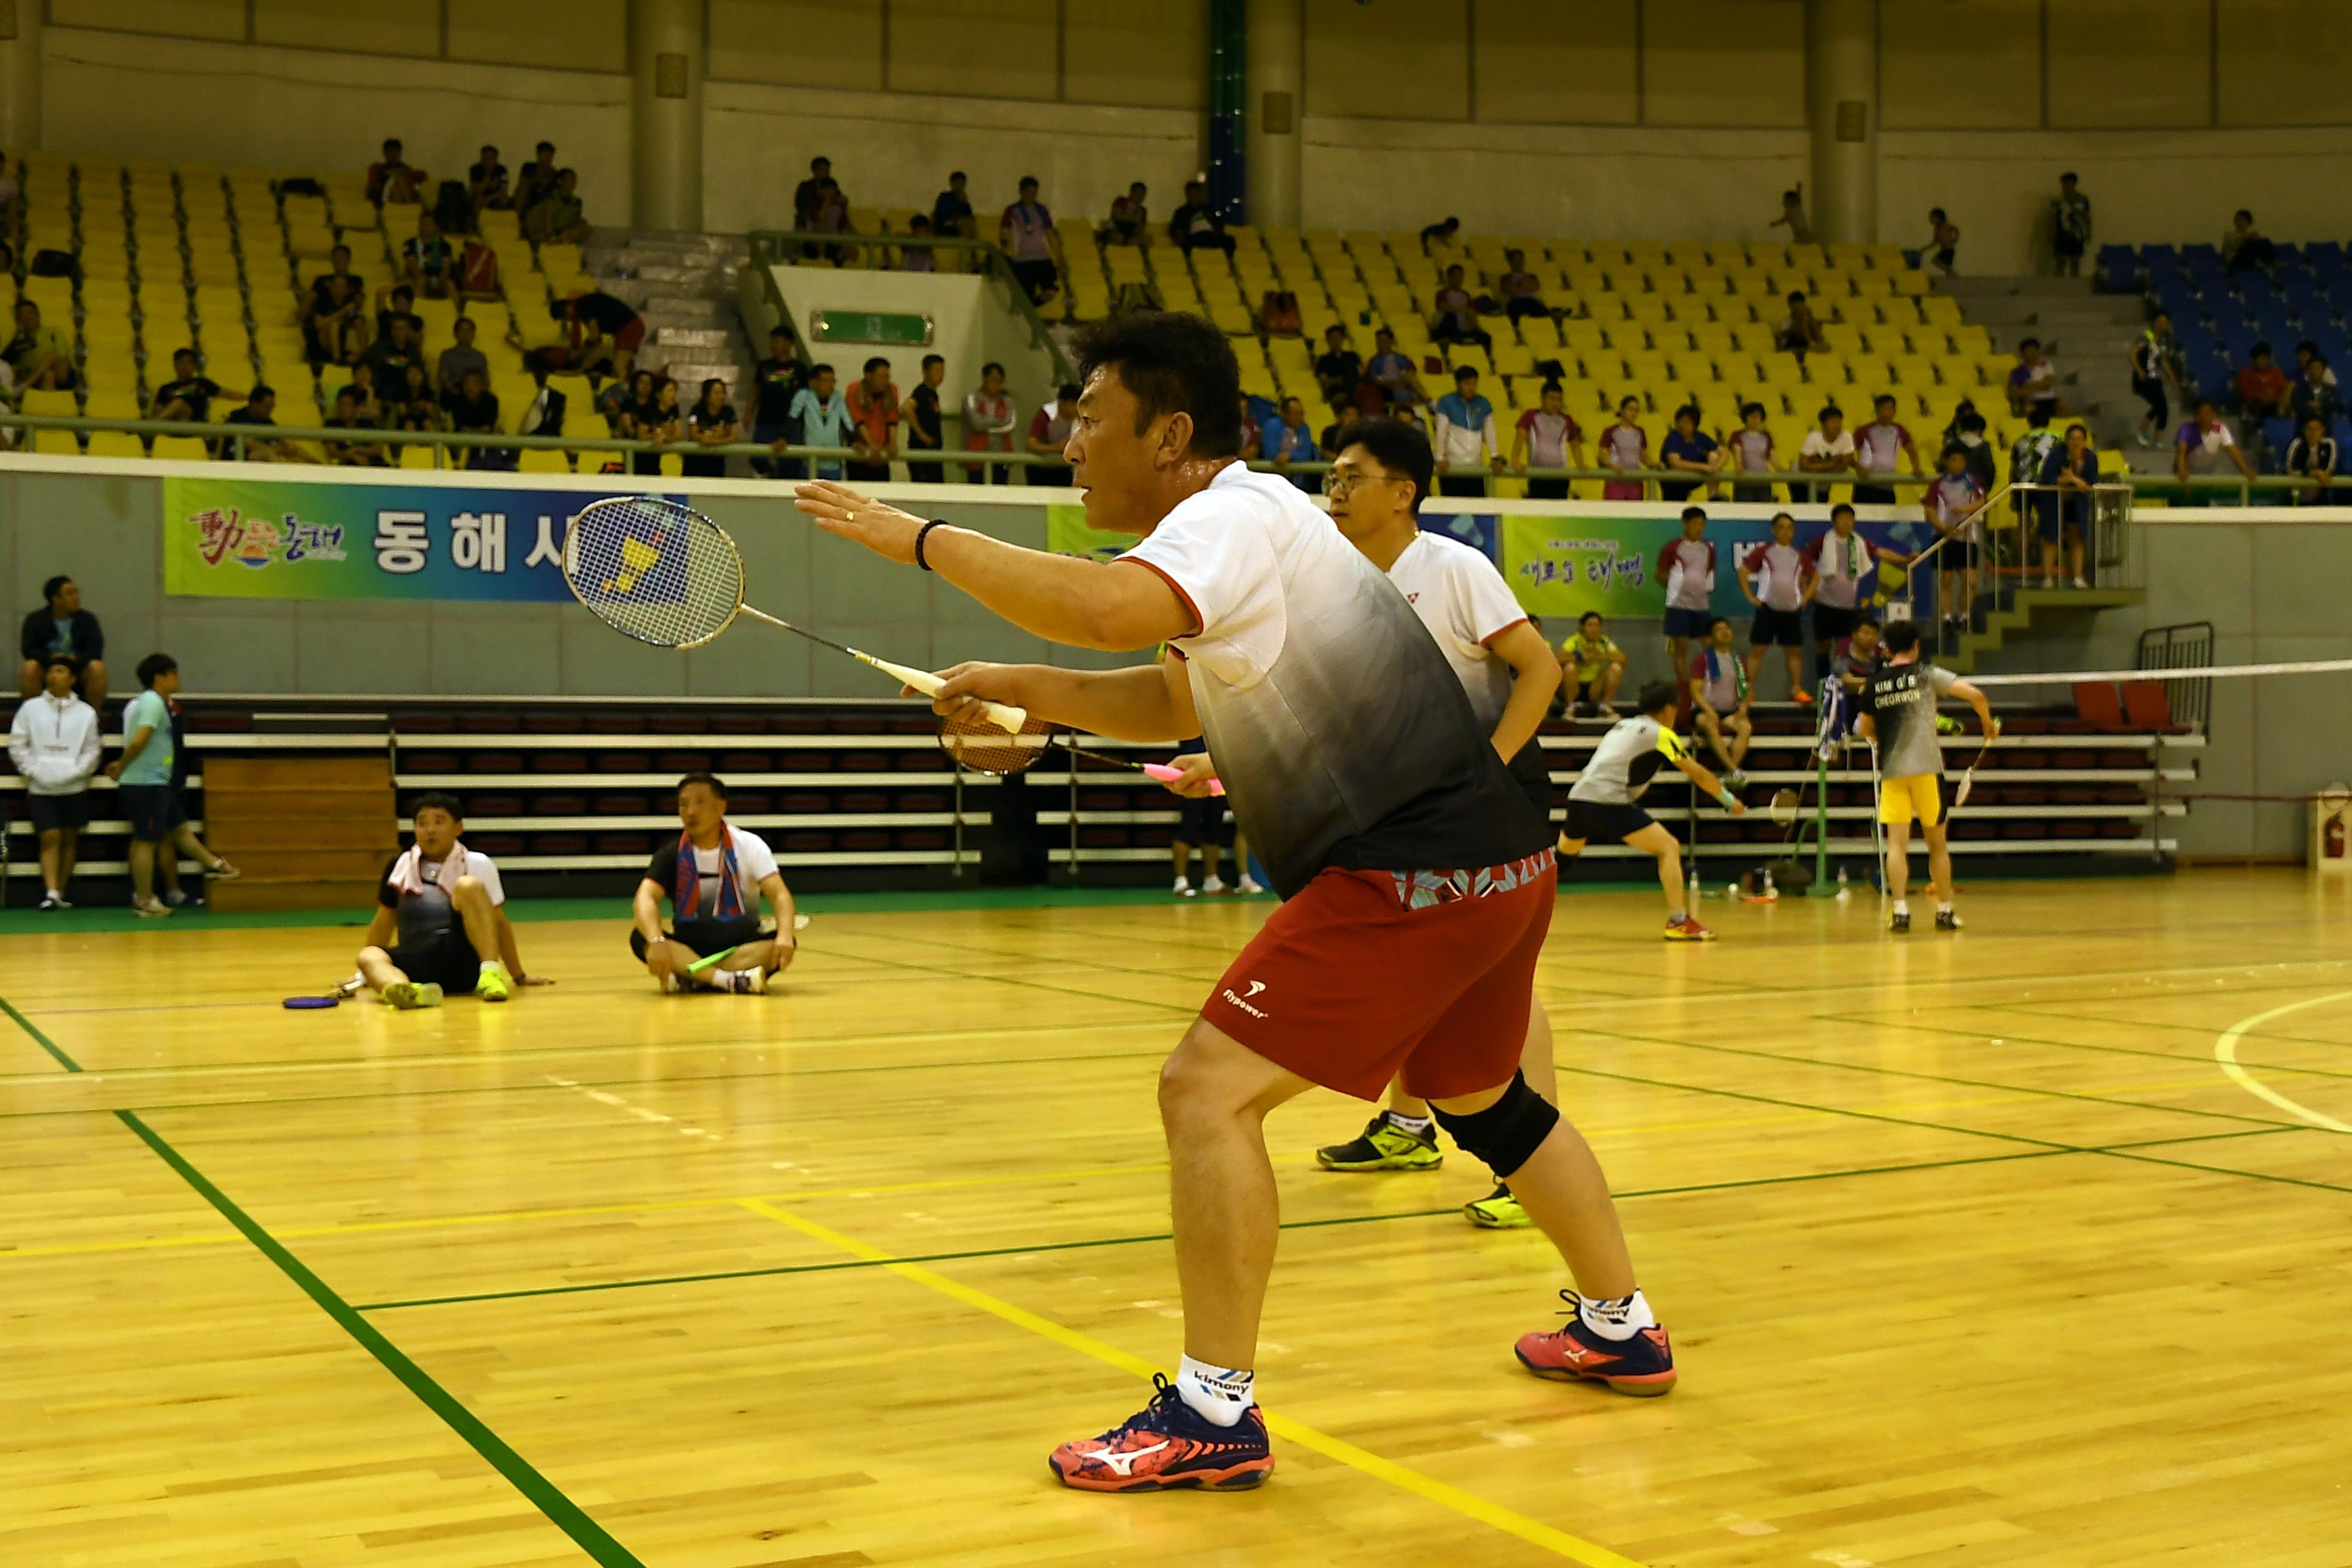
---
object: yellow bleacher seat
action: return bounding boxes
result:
[86,390,141,421]
[86,431,144,460]
[152,435,211,461]
[32,428,83,456]
[21,389,79,419]
[400,442,440,470]
[537,241,582,277]
[1208,301,1255,335]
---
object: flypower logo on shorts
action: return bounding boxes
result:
[1220,980,1269,1019]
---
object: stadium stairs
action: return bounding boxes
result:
[581,228,754,401]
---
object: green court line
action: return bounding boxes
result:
[355,1148,2079,1313]
[0,990,646,1568]
[1814,1007,2352,1087]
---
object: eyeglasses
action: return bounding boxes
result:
[1322,468,1400,498]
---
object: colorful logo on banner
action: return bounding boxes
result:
[161,478,676,602]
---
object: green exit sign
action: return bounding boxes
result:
[808,309,934,347]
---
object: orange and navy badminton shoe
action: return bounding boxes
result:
[1514,1293,1678,1396]
[1048,1375,1273,1492]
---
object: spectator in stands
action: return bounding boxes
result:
[360,308,422,397]
[1798,403,1855,502]
[402,211,455,300]
[793,156,833,231]
[2008,337,2058,419]
[5,300,73,391]
[1559,611,1625,717]
[1741,510,1815,704]
[2007,403,2058,555]
[1926,208,1960,276]
[564,288,645,382]
[2042,422,2099,587]
[1432,365,1502,496]
[683,378,738,479]
[1167,180,1233,255]
[1103,182,1150,246]
[1313,325,1364,410]
[1769,184,1812,246]
[366,137,426,206]
[1261,396,1320,491]
[901,353,946,483]
[2235,340,2292,422]
[2295,338,2337,389]
[2289,351,2343,427]
[1687,616,1753,787]
[1511,381,1585,499]
[1727,402,1775,502]
[631,375,683,477]
[148,349,220,424]
[9,652,99,910]
[963,362,1018,484]
[632,772,798,994]
[2052,173,2091,277]
[358,792,527,1006]
[1854,393,1922,503]
[1776,291,1827,357]
[390,362,446,436]
[789,363,852,481]
[1431,265,1491,349]
[1419,215,1462,255]
[846,357,899,482]
[322,387,389,467]
[467,144,510,212]
[518,142,560,213]
[1236,395,1263,461]
[1026,381,1082,487]
[1365,326,1424,407]
[224,386,316,464]
[1951,407,1997,495]
[525,170,590,246]
[2174,398,2256,503]
[2283,413,2338,504]
[1598,395,1649,500]
[444,369,507,471]
[1925,441,1989,626]
[1496,250,1550,322]
[2132,309,2184,447]
[749,326,807,480]
[1658,505,1716,681]
[18,575,104,706]
[932,170,975,241]
[2222,209,2274,274]
[899,214,936,271]
[436,316,489,398]
[304,250,366,365]
[336,362,386,428]
[1658,404,1725,502]
[1000,177,1064,306]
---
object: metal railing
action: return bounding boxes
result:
[2137,620,2215,735]
[1888,480,2140,666]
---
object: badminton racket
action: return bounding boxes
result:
[1766,789,1802,828]
[561,496,1027,736]
[934,708,1226,794]
[1952,734,1999,808]
[282,975,364,1010]
[686,914,814,975]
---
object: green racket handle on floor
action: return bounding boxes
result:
[685,945,740,976]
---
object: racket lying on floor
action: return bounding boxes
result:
[561,497,1028,736]
[934,709,1225,795]
[282,975,365,1010]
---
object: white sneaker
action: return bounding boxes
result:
[720,967,768,994]
[1173,878,1196,898]
[2039,576,2056,589]
[2071,575,2088,589]
[1202,876,1227,894]
[37,890,59,911]
[163,889,190,907]
[132,895,173,918]
[1237,876,1265,895]
[54,894,73,910]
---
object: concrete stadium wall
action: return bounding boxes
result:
[33,2,2352,271]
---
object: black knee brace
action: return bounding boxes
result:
[1430,1072,1559,1179]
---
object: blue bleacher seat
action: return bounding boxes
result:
[2183,243,2222,267]
[2189,353,2233,402]
[2097,245,2139,293]
[2273,242,2304,267]
[2262,415,2295,453]
[2142,243,2182,268]
[2332,415,2352,449]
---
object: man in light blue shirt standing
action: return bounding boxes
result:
[1260,397,1320,492]
[105,651,239,916]
[1432,364,1503,498]
[785,363,853,480]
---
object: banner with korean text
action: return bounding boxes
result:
[159,478,661,602]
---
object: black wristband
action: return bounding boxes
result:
[914,519,947,572]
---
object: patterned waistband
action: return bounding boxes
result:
[1385,849,1556,910]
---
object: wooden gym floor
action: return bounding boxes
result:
[3,868,2349,1568]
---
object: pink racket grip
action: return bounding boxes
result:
[1142,761,1225,796]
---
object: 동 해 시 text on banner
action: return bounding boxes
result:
[160,477,674,602]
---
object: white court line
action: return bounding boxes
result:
[2214,990,2352,1134]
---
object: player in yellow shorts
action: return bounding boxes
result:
[1856,620,1997,932]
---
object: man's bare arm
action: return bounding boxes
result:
[1484,621,1561,764]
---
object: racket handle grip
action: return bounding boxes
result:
[1142,761,1226,796]
[866,655,1028,734]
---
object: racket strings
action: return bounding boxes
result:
[562,497,745,649]
[937,708,1057,776]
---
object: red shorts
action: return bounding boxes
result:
[1200,852,1555,1102]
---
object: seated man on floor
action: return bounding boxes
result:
[629,772,798,994]
[358,792,526,1008]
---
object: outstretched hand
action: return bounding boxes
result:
[794,480,928,565]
